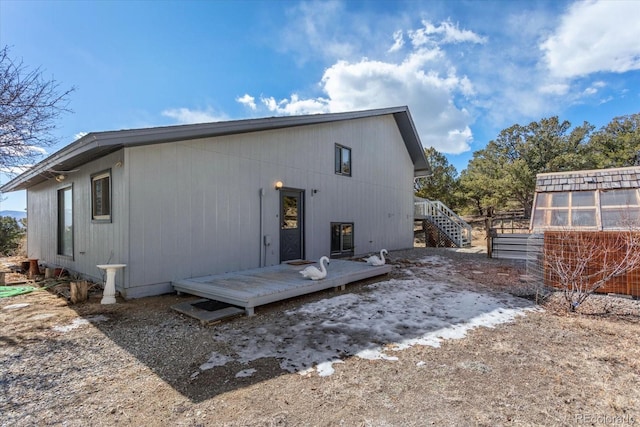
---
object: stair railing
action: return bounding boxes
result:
[414,199,472,247]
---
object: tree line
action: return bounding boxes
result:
[415,114,640,217]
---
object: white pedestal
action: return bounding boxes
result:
[97,264,126,305]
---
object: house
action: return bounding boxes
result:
[1,106,430,299]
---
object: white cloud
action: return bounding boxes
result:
[0,144,47,158]
[539,83,569,95]
[582,81,606,97]
[321,56,473,153]
[0,165,32,175]
[256,15,483,154]
[388,30,405,53]
[280,1,359,63]
[541,0,640,78]
[161,108,228,124]
[236,94,257,110]
[257,51,473,154]
[27,146,47,156]
[261,94,329,116]
[410,19,487,48]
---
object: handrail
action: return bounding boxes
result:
[414,199,472,247]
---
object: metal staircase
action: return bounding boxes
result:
[414,199,472,248]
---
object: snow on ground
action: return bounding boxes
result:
[51,315,109,333]
[199,256,538,377]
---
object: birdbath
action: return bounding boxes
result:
[96,264,126,304]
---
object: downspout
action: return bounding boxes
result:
[259,188,265,267]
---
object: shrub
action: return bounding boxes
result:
[0,216,25,256]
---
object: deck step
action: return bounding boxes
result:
[171,298,245,325]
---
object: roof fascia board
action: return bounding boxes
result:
[392,110,430,176]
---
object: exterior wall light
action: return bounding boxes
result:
[275,181,284,190]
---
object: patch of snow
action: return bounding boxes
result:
[199,275,537,377]
[51,315,108,333]
[418,255,452,267]
[356,348,399,361]
[235,368,257,378]
[3,303,30,310]
[416,361,426,367]
[30,313,56,320]
[199,352,233,370]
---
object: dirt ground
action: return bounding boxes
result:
[1,247,639,426]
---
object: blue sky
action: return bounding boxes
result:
[1,0,639,211]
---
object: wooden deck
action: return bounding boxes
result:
[172,260,392,316]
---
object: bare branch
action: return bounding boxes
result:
[543,225,640,312]
[0,45,75,173]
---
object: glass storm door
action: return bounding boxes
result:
[280,189,304,262]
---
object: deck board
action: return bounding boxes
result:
[172,260,392,316]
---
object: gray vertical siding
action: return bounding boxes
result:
[26,114,416,298]
[26,150,127,287]
[124,115,414,295]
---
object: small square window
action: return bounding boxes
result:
[91,171,111,221]
[335,144,351,176]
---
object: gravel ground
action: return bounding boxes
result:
[1,247,639,426]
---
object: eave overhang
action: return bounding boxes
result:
[1,106,431,192]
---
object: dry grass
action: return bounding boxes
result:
[1,249,639,426]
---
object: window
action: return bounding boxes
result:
[532,191,597,229]
[601,189,640,228]
[531,188,640,230]
[331,223,354,256]
[58,186,73,257]
[282,195,298,229]
[335,144,351,176]
[91,171,111,221]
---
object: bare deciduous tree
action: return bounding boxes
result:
[543,228,640,312]
[0,45,74,174]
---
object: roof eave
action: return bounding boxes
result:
[1,106,429,192]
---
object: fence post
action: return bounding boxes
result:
[485,217,493,258]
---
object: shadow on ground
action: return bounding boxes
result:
[2,248,535,405]
[75,250,534,402]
